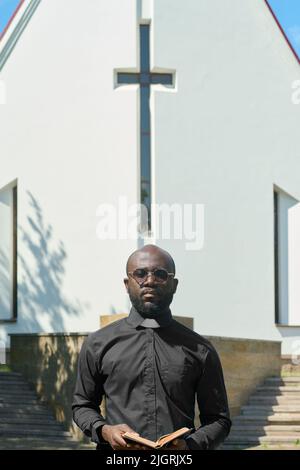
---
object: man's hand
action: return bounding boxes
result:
[101,424,147,450]
[164,438,189,450]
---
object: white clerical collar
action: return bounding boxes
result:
[140,318,160,328]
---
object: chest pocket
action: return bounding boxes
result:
[160,361,198,395]
[161,363,188,384]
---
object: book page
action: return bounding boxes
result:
[123,427,191,449]
[123,433,157,448]
[156,427,191,447]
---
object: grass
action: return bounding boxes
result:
[0,364,11,372]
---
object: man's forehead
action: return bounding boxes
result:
[129,250,171,269]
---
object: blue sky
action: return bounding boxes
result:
[0,0,22,36]
[268,0,300,60]
[0,0,300,61]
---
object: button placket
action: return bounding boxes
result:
[144,328,156,437]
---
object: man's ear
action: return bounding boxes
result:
[124,278,129,292]
[172,278,178,293]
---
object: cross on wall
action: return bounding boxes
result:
[116,24,175,233]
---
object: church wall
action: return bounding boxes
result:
[151,0,300,350]
[0,0,143,347]
[0,0,299,354]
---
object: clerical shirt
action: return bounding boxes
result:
[72,306,231,450]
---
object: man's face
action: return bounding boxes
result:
[124,249,178,317]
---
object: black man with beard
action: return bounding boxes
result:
[72,244,231,450]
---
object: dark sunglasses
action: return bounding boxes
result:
[128,268,175,285]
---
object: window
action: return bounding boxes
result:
[274,187,300,325]
[0,182,17,321]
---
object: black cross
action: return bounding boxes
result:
[117,24,174,232]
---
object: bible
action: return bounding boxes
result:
[122,427,192,449]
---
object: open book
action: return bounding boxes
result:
[122,427,192,449]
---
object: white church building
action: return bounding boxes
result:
[0,0,300,357]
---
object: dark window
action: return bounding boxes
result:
[274,190,279,324]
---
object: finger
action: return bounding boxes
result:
[119,424,137,434]
[113,434,128,448]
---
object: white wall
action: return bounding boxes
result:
[0,0,141,346]
[151,0,300,347]
[1,0,300,353]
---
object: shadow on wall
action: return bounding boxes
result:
[10,191,90,440]
[18,191,88,332]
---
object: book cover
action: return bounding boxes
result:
[122,427,192,449]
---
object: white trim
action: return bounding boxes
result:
[0,0,41,71]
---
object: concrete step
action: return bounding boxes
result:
[265,377,300,384]
[225,435,300,444]
[241,405,300,413]
[0,381,31,388]
[0,390,37,397]
[0,397,40,404]
[0,427,72,438]
[0,437,92,450]
[0,371,86,450]
[249,396,300,404]
[222,443,300,450]
[0,397,41,405]
[0,404,52,414]
[233,414,300,424]
[0,375,25,384]
[231,425,300,434]
[0,372,23,378]
[0,416,59,425]
[256,386,300,393]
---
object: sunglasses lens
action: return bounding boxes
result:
[132,268,170,284]
[133,269,147,282]
[154,269,168,282]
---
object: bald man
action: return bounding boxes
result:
[72,245,231,450]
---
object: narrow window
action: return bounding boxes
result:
[0,182,17,321]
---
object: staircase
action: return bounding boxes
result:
[0,371,94,450]
[223,376,300,450]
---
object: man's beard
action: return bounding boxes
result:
[129,291,174,318]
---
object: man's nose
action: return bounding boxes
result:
[142,272,156,286]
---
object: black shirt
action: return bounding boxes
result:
[72,307,231,450]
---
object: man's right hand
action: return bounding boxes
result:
[101,424,146,450]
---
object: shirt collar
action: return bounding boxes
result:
[140,318,160,328]
[126,305,173,329]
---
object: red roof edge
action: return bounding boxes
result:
[0,0,26,43]
[264,0,300,65]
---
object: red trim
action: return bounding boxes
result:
[0,0,26,42]
[264,0,300,65]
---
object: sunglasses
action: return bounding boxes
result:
[128,268,175,285]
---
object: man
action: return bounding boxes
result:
[72,245,231,450]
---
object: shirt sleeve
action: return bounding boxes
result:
[72,334,106,445]
[185,346,232,450]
